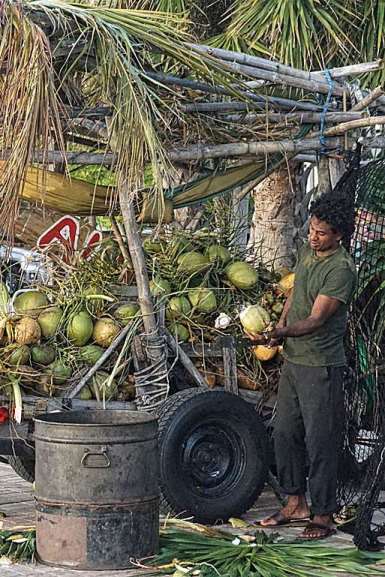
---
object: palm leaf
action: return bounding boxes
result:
[0,0,249,240]
[149,523,385,577]
[212,0,358,70]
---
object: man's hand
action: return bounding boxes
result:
[244,329,283,347]
[243,330,268,344]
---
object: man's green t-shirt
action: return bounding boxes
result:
[283,243,357,367]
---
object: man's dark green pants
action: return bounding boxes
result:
[274,360,344,516]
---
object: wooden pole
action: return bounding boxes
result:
[222,112,364,124]
[351,86,384,112]
[323,115,385,137]
[182,99,322,113]
[217,61,348,97]
[118,184,162,365]
[191,44,383,83]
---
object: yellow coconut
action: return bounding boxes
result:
[278,272,295,294]
[14,317,41,345]
[253,345,278,362]
[93,318,120,348]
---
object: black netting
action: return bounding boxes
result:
[333,153,385,549]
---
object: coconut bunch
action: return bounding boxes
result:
[143,228,272,345]
[0,250,141,402]
[144,228,296,397]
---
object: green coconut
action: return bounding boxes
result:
[205,245,231,265]
[177,251,210,276]
[91,370,118,401]
[79,344,105,365]
[77,385,93,401]
[38,307,63,339]
[113,303,140,326]
[226,261,258,290]
[168,323,189,343]
[149,278,171,298]
[31,345,56,366]
[7,345,30,366]
[93,318,120,348]
[166,296,191,320]
[143,238,163,253]
[67,311,94,346]
[239,305,271,336]
[188,287,217,313]
[47,360,73,385]
[14,291,49,318]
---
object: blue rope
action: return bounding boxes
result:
[319,69,334,153]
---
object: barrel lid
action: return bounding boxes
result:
[34,409,157,427]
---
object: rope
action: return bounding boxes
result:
[134,332,170,411]
[319,69,334,154]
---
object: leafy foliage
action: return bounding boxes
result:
[149,521,385,577]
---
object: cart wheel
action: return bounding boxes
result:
[8,456,35,483]
[156,388,269,524]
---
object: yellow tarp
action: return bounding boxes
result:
[19,165,112,216]
[3,158,284,216]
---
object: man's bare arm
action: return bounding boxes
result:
[277,290,293,328]
[271,294,341,339]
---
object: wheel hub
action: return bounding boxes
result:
[182,423,241,490]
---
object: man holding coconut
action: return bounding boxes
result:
[247,191,356,540]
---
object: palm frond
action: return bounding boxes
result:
[0,1,64,242]
[0,0,249,239]
[150,522,385,577]
[214,0,359,70]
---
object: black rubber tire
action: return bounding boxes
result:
[156,388,269,524]
[8,456,35,483]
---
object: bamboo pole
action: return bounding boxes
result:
[150,60,347,97]
[190,44,343,85]
[192,43,383,83]
[351,86,384,111]
[222,112,364,124]
[166,137,340,161]
[217,60,348,97]
[313,60,384,79]
[118,184,162,364]
[182,99,322,113]
[323,115,385,137]
[144,70,265,100]
[7,126,385,166]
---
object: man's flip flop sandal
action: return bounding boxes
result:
[297,522,337,540]
[254,511,310,527]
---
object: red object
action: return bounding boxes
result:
[37,215,80,252]
[0,407,9,423]
[81,230,103,260]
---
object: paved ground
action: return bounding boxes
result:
[0,462,363,576]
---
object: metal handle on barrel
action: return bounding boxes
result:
[81,446,111,468]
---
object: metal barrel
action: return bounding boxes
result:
[34,409,159,571]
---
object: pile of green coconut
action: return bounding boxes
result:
[0,287,139,401]
[143,231,290,350]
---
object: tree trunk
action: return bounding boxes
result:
[248,166,295,269]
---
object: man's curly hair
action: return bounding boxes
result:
[310,188,355,242]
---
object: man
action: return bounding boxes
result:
[249,192,357,540]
